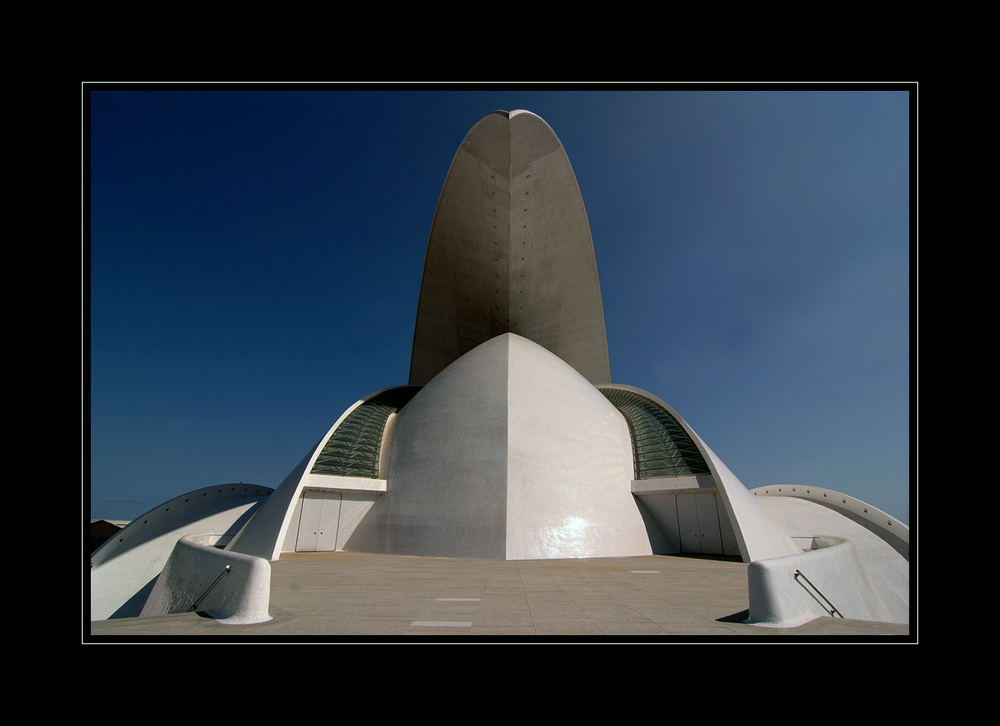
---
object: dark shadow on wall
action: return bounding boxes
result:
[717,609,750,623]
[633,497,674,555]
[108,575,158,619]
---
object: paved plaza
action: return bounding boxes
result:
[87,551,911,641]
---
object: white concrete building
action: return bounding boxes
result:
[90,110,909,629]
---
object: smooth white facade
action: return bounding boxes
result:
[345,334,656,559]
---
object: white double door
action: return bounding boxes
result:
[676,492,724,555]
[295,490,343,552]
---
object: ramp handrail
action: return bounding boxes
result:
[794,569,844,618]
[189,565,231,612]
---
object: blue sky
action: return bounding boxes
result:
[88,86,912,524]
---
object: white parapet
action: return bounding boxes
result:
[140,534,272,624]
[748,489,909,626]
[747,535,906,627]
[90,484,272,621]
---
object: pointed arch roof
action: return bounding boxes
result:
[408,110,611,386]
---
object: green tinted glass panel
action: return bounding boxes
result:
[311,386,421,477]
[599,387,710,479]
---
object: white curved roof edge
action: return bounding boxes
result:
[358,383,420,401]
[749,484,908,545]
[602,383,801,563]
[226,398,368,560]
[91,482,274,565]
[485,108,543,118]
[117,481,273,523]
[510,109,574,156]
[227,385,417,560]
[90,488,272,620]
[481,109,561,138]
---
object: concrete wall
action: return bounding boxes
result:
[346,334,657,560]
[229,386,408,561]
[606,384,801,564]
[632,478,741,557]
[748,494,909,626]
[504,334,651,559]
[748,537,902,627]
[90,484,271,620]
[227,408,355,561]
[281,479,383,553]
[140,535,271,624]
[409,110,610,387]
[346,333,511,559]
[226,441,324,560]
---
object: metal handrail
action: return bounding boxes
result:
[794,569,844,618]
[189,565,231,612]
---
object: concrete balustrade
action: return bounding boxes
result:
[140,534,272,624]
[747,536,896,627]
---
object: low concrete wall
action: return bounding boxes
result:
[140,535,272,624]
[747,537,895,627]
[90,484,272,620]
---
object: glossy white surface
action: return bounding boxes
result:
[345,334,655,560]
[504,334,650,559]
[346,333,510,559]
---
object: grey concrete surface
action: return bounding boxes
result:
[409,110,611,387]
[87,551,911,640]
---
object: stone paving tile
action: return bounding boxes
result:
[593,621,673,636]
[483,582,526,594]
[469,626,537,637]
[576,602,650,623]
[475,608,534,628]
[532,620,604,636]
[88,551,910,640]
[524,592,580,607]
[478,594,529,606]
[525,601,588,621]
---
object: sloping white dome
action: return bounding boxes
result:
[345,333,656,560]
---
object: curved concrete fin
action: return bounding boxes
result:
[227,387,419,561]
[602,384,802,563]
[409,110,611,386]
